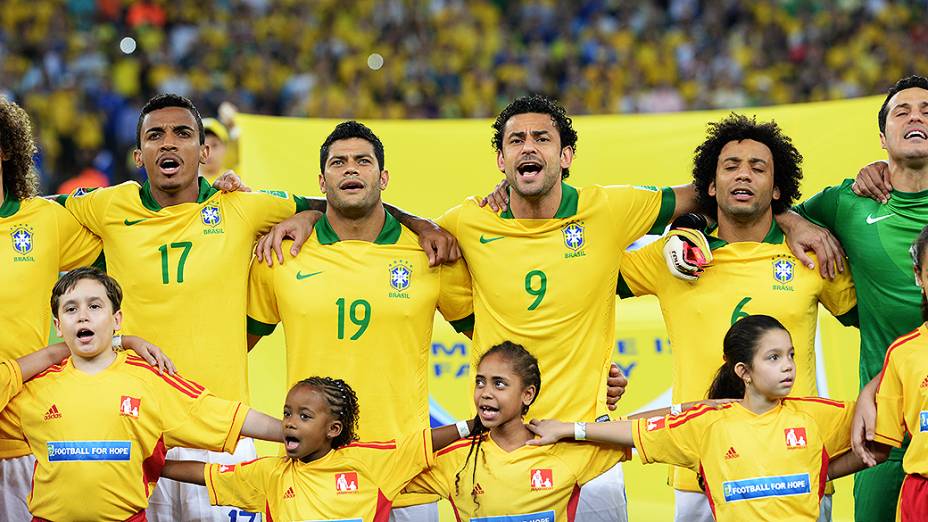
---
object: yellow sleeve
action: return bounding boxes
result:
[435,204,463,238]
[818,267,857,318]
[373,429,435,499]
[204,458,275,512]
[246,258,281,337]
[813,400,855,457]
[0,383,25,442]
[236,191,297,236]
[158,375,249,453]
[62,186,109,236]
[603,185,676,245]
[874,354,906,448]
[631,410,705,470]
[403,462,450,498]
[437,260,474,332]
[52,202,102,269]
[570,441,631,485]
[617,240,666,298]
[0,360,23,411]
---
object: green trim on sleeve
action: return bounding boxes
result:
[53,194,68,207]
[449,314,475,333]
[835,306,860,328]
[615,273,635,298]
[0,190,21,218]
[247,316,278,336]
[90,252,107,271]
[294,196,311,213]
[647,187,676,234]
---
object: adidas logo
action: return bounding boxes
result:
[283,486,295,499]
[44,404,62,421]
[724,446,739,459]
[472,483,484,496]
[921,375,928,388]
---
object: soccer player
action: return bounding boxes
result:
[0,267,285,521]
[527,315,881,522]
[405,342,633,520]
[245,120,473,522]
[792,75,928,521]
[0,97,104,519]
[615,114,857,521]
[160,376,473,521]
[858,225,928,519]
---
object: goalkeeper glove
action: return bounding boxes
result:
[663,215,712,281]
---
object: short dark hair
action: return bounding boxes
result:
[51,267,123,318]
[319,121,385,173]
[0,98,39,200]
[136,94,205,149]
[878,75,928,133]
[910,223,928,321]
[692,113,802,216]
[492,95,578,179]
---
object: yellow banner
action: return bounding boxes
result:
[242,96,883,520]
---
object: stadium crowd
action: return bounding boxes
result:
[2,0,928,192]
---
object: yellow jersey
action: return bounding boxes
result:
[0,193,101,459]
[438,182,675,421]
[203,429,434,521]
[62,179,305,403]
[633,399,854,521]
[874,324,928,474]
[247,212,473,440]
[0,193,101,358]
[0,359,22,411]
[618,222,857,491]
[0,351,248,521]
[405,434,630,521]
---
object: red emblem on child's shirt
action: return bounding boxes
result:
[784,427,807,449]
[218,464,236,473]
[335,472,359,493]
[119,396,141,418]
[530,468,553,490]
[646,416,665,432]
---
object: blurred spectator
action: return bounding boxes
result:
[3,0,928,191]
[200,117,232,184]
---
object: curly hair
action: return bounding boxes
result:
[692,113,802,216]
[293,377,360,449]
[0,98,39,200]
[878,75,928,133]
[491,95,578,179]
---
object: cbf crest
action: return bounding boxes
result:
[11,225,33,255]
[562,221,585,251]
[773,256,794,284]
[388,260,413,294]
[201,204,222,227]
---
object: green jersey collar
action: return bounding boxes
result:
[140,177,218,211]
[500,181,579,219]
[0,189,21,218]
[706,219,784,250]
[314,209,402,245]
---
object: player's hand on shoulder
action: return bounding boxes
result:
[212,170,251,193]
[479,179,510,212]
[606,362,627,411]
[255,211,322,266]
[851,378,880,467]
[851,160,891,204]
[783,218,845,279]
[663,214,712,281]
[417,223,461,267]
[122,335,176,375]
[525,419,571,446]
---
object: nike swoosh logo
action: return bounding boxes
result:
[866,213,894,225]
[479,235,505,244]
[295,271,323,280]
[123,218,147,226]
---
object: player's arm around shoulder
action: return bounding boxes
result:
[200,456,277,512]
[813,250,859,327]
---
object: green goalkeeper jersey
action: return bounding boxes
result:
[796,178,927,386]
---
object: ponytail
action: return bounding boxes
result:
[706,314,788,400]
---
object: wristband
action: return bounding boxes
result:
[456,420,471,439]
[670,403,683,415]
[111,335,123,351]
[574,422,587,441]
